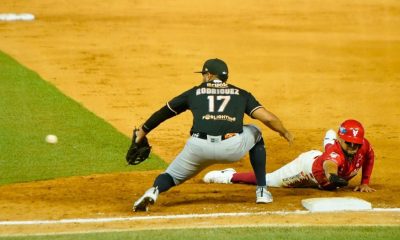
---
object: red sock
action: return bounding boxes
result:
[231,172,257,185]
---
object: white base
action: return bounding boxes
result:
[302,197,372,212]
[0,13,35,21]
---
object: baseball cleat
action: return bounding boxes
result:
[133,187,159,212]
[203,168,236,184]
[256,186,273,204]
[323,129,337,148]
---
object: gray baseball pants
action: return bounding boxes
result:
[166,124,262,185]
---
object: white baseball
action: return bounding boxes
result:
[45,134,58,144]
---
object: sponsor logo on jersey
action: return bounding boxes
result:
[202,114,236,122]
[206,82,228,88]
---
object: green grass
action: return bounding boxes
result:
[1,226,400,240]
[0,51,167,185]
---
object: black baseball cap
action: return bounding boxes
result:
[195,58,228,76]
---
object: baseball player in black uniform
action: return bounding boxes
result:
[132,58,294,211]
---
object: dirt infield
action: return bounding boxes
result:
[1,0,399,235]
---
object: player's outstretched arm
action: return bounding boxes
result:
[353,184,376,192]
[323,160,339,179]
[134,104,177,142]
[251,108,294,144]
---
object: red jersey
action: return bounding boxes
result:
[312,138,374,188]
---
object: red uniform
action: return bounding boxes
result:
[312,139,374,188]
[208,120,375,190]
[229,138,374,189]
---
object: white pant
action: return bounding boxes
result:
[266,150,322,188]
[166,124,262,185]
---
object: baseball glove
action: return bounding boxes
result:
[328,173,348,187]
[126,129,151,165]
[320,173,348,190]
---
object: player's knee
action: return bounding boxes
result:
[251,137,265,151]
[245,124,263,143]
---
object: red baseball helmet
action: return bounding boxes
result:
[337,119,365,144]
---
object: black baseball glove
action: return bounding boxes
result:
[320,173,348,190]
[329,173,348,187]
[126,129,151,165]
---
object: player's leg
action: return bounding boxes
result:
[240,124,271,203]
[249,137,266,186]
[134,137,211,212]
[205,150,323,188]
[201,126,270,203]
[266,150,322,187]
[203,127,260,185]
[204,170,257,185]
[231,171,257,184]
[203,124,268,187]
[203,124,271,203]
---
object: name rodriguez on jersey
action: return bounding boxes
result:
[196,87,240,96]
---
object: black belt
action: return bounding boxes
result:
[190,131,241,141]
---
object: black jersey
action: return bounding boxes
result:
[167,80,263,135]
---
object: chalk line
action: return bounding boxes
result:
[1,208,399,226]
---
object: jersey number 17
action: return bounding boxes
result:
[207,95,231,112]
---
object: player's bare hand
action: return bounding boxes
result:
[281,131,294,145]
[133,126,147,143]
[353,184,376,192]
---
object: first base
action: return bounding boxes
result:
[302,197,372,212]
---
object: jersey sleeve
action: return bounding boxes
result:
[324,144,344,166]
[167,88,193,115]
[361,141,375,185]
[245,92,263,117]
[142,105,176,133]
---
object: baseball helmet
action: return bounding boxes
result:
[337,119,365,144]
